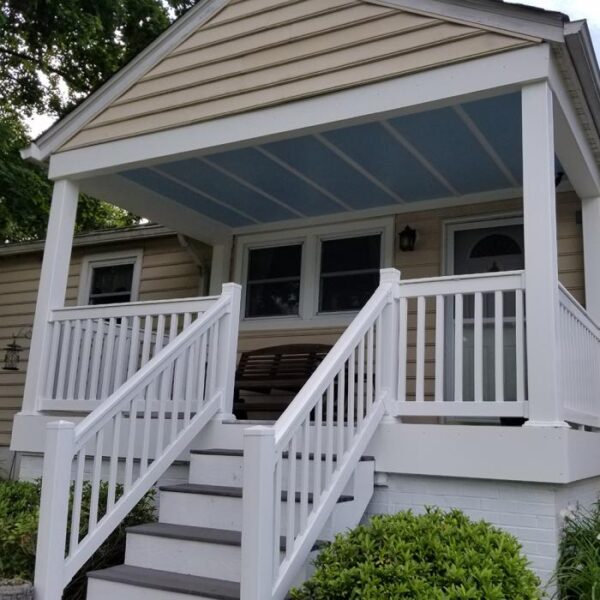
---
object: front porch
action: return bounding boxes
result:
[15,41,600,600]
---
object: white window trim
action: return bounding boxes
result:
[443,213,523,276]
[234,217,395,330]
[77,249,143,306]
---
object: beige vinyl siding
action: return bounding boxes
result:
[0,235,203,447]
[60,0,535,150]
[238,194,585,370]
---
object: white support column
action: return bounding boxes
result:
[209,240,233,296]
[22,179,79,414]
[216,282,242,420]
[582,197,600,323]
[522,82,567,428]
[379,269,401,419]
[241,426,276,600]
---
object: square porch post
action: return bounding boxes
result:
[22,179,79,414]
[522,81,568,428]
[582,196,600,322]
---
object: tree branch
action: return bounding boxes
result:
[0,47,78,86]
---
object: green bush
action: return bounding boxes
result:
[291,508,542,600]
[554,501,600,599]
[0,479,156,600]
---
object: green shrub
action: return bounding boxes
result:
[291,508,542,600]
[554,501,600,599]
[0,479,156,600]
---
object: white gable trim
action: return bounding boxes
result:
[367,0,565,42]
[22,0,230,163]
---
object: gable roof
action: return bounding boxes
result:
[21,0,590,163]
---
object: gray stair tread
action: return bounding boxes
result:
[191,448,375,462]
[127,522,326,552]
[87,565,240,599]
[159,483,353,503]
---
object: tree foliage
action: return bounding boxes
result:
[0,0,197,243]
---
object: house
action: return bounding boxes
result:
[0,224,211,476]
[12,0,600,598]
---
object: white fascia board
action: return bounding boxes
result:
[22,0,230,163]
[48,44,552,181]
[0,224,173,257]
[366,0,565,42]
[550,54,600,198]
[80,173,232,244]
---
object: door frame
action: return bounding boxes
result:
[442,213,524,276]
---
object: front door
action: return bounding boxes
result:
[446,220,524,402]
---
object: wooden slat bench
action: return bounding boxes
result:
[233,344,332,419]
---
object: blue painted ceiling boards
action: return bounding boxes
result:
[121,92,529,227]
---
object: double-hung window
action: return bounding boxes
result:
[78,251,143,306]
[238,219,392,324]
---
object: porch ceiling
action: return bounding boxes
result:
[120,92,525,228]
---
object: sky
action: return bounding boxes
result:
[26,0,600,138]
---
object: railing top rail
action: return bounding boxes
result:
[399,270,525,297]
[272,283,393,448]
[558,283,600,334]
[73,295,231,447]
[50,295,220,321]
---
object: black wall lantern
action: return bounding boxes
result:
[398,226,417,252]
[3,337,22,371]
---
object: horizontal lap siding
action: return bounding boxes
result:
[0,235,203,446]
[60,0,533,150]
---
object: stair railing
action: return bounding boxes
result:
[241,270,401,600]
[34,283,241,600]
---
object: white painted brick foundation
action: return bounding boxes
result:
[365,473,600,585]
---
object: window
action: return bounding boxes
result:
[245,244,302,318]
[78,251,143,306]
[319,235,381,313]
[236,218,393,325]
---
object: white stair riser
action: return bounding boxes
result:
[126,533,243,582]
[190,453,372,493]
[125,533,319,584]
[87,579,217,600]
[159,492,371,540]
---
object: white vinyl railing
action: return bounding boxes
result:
[240,270,399,600]
[34,284,241,600]
[389,270,528,418]
[42,296,219,411]
[559,284,600,428]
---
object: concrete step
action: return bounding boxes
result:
[189,447,375,489]
[125,522,324,583]
[87,565,239,600]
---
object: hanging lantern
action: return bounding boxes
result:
[3,337,22,371]
[398,226,417,252]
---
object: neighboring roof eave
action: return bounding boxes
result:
[0,224,173,257]
[564,20,600,146]
[20,0,230,164]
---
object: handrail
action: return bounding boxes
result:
[273,286,391,447]
[34,284,241,600]
[74,296,230,446]
[559,283,600,337]
[241,269,400,600]
[51,295,218,321]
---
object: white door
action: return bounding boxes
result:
[447,222,524,402]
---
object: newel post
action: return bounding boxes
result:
[379,269,401,412]
[521,82,568,427]
[241,426,276,600]
[22,180,79,414]
[217,283,242,419]
[34,421,75,600]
